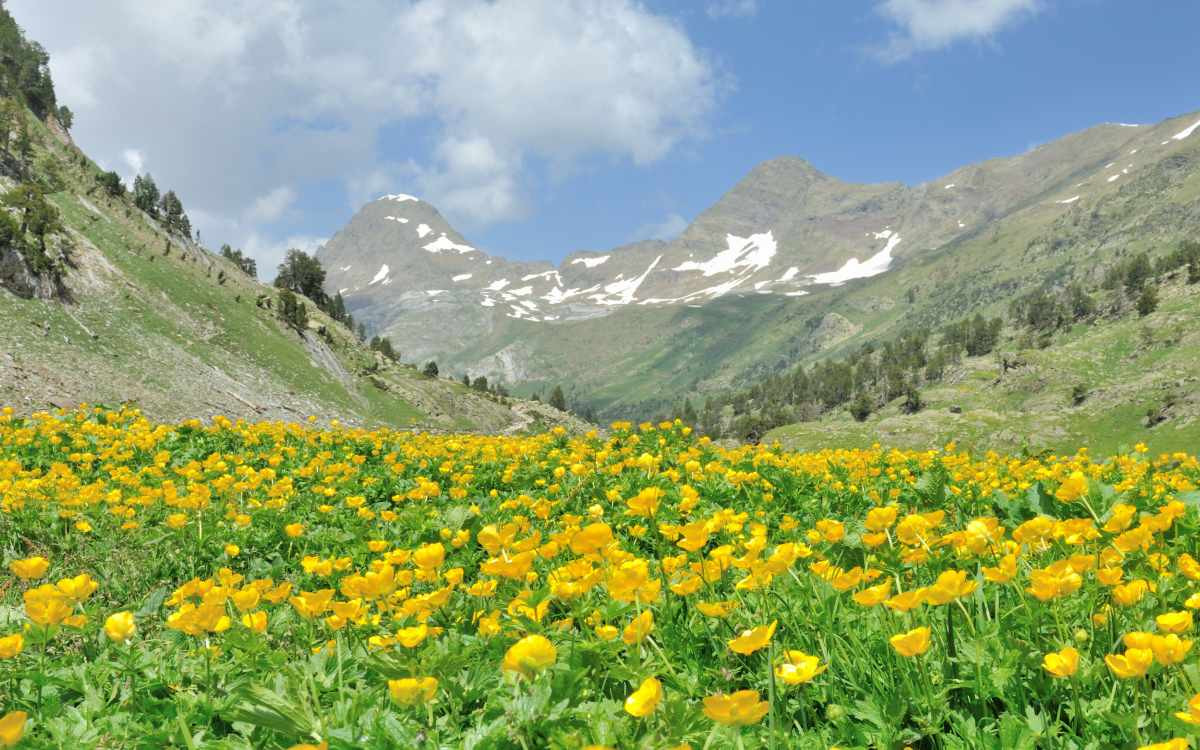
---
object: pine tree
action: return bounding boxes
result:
[423,361,439,378]
[132,174,160,216]
[1136,283,1159,317]
[549,385,568,412]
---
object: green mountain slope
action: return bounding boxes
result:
[766,273,1200,456]
[0,100,575,432]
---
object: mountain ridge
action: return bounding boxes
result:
[319,108,1200,415]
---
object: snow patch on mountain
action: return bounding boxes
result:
[672,232,777,277]
[424,235,475,254]
[779,267,800,282]
[381,194,419,202]
[571,255,610,269]
[592,256,662,306]
[417,224,432,238]
[1057,196,1081,204]
[809,233,901,286]
[369,264,390,285]
[487,279,509,291]
[522,270,563,286]
[452,274,472,282]
[1173,119,1200,141]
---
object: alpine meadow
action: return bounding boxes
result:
[3,2,1200,748]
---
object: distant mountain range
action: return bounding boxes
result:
[319,108,1200,417]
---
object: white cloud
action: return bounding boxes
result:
[121,148,145,179]
[635,213,689,242]
[9,0,718,266]
[875,0,1040,60]
[706,0,758,19]
[248,186,297,223]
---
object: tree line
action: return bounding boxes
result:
[671,239,1199,441]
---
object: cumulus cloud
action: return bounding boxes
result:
[706,0,758,19]
[875,0,1040,60]
[9,0,718,265]
[248,186,297,223]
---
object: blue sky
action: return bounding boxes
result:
[12,0,1200,270]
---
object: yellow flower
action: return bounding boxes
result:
[0,633,23,659]
[728,620,776,655]
[889,626,931,657]
[166,513,189,529]
[413,543,445,570]
[924,570,977,605]
[388,676,438,706]
[594,624,619,641]
[884,589,926,613]
[224,544,241,557]
[625,487,663,517]
[0,711,28,748]
[624,676,663,717]
[1106,648,1154,679]
[852,580,892,607]
[104,611,137,643]
[1055,471,1089,502]
[1137,740,1189,750]
[24,585,72,626]
[241,611,269,633]
[1174,694,1200,725]
[9,556,49,580]
[395,624,429,648]
[502,634,557,677]
[775,650,827,685]
[702,690,770,726]
[622,610,654,645]
[56,573,99,604]
[1041,647,1079,678]
[1150,634,1193,665]
[284,523,305,538]
[1157,611,1193,633]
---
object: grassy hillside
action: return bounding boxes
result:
[0,104,579,433]
[766,272,1200,455]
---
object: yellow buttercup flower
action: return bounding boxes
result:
[1174,694,1200,725]
[0,633,23,659]
[1106,648,1154,679]
[775,650,827,685]
[1042,647,1079,678]
[1055,471,1089,502]
[623,676,663,717]
[1156,611,1193,634]
[9,556,49,580]
[622,610,654,645]
[702,690,769,726]
[0,711,28,748]
[1137,740,1189,750]
[728,620,776,655]
[502,634,557,677]
[104,611,137,643]
[889,626,931,657]
[388,676,438,706]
